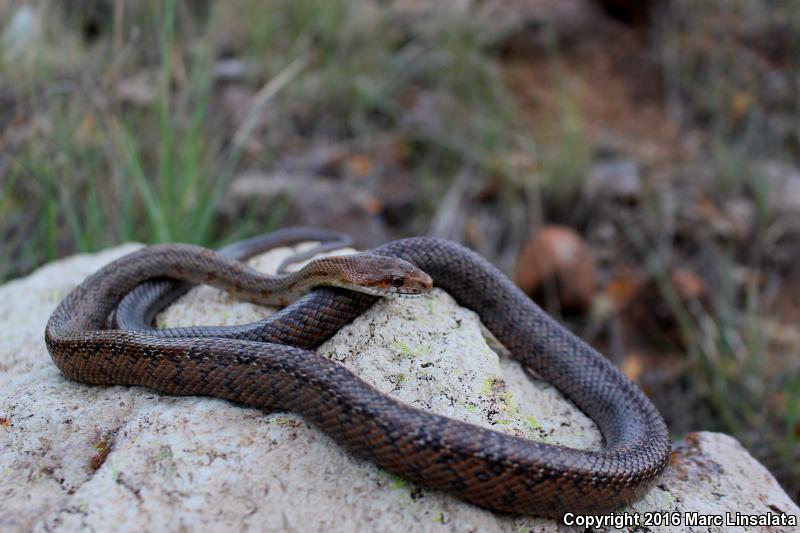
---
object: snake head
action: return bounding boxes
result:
[335,254,433,297]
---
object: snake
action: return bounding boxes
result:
[112,227,355,331]
[45,233,671,517]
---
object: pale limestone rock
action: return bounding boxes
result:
[1,243,798,532]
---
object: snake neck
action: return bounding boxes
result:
[250,267,320,307]
[270,257,351,304]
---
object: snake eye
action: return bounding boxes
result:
[390,276,405,288]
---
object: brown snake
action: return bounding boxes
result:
[45,234,670,517]
[111,227,358,331]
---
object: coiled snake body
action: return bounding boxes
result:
[45,234,670,517]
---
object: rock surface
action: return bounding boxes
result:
[1,243,798,532]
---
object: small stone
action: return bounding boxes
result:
[212,58,251,82]
[586,158,641,200]
[2,6,42,63]
[760,160,800,214]
[723,198,756,240]
[115,72,157,106]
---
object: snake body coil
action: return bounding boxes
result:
[45,236,670,517]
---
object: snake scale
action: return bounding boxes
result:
[45,233,670,517]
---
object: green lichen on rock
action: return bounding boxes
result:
[500,391,521,419]
[389,474,407,490]
[390,340,416,358]
[456,399,479,414]
[478,376,501,397]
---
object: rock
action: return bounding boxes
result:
[723,198,756,240]
[212,58,259,83]
[586,157,642,201]
[115,72,157,106]
[759,160,800,215]
[2,5,43,63]
[514,225,597,312]
[1,243,798,532]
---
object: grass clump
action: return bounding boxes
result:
[2,0,241,279]
[1,0,526,280]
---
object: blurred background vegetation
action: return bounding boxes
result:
[1,0,798,502]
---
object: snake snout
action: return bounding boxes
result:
[391,269,433,295]
[381,266,432,296]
